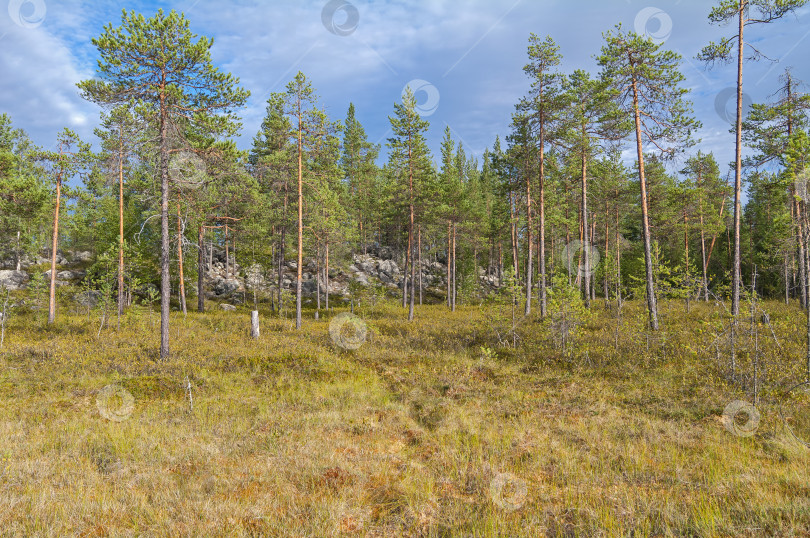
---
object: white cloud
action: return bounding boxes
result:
[0,0,808,173]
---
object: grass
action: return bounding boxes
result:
[0,295,809,536]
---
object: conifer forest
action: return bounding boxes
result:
[1,1,810,535]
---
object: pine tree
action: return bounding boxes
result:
[598,26,700,330]
[438,127,459,310]
[561,69,627,307]
[251,93,296,314]
[698,0,809,316]
[79,9,249,358]
[387,88,432,321]
[37,129,92,325]
[681,151,726,300]
[785,129,810,376]
[342,103,379,255]
[282,72,319,330]
[519,34,566,318]
[95,106,145,327]
[0,115,49,272]
[742,69,810,306]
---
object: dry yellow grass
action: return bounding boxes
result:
[0,297,808,536]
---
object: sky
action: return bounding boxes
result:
[1,0,809,176]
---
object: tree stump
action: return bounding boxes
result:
[250,310,260,339]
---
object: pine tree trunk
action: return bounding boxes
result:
[510,192,519,279]
[409,228,416,320]
[566,211,572,285]
[48,171,62,325]
[447,220,452,307]
[159,88,171,359]
[498,241,503,287]
[177,202,187,315]
[577,208,584,291]
[316,241,321,313]
[539,138,547,318]
[525,156,533,316]
[616,204,622,309]
[402,245,408,309]
[118,144,125,326]
[450,221,457,312]
[418,225,423,305]
[684,213,690,307]
[581,150,590,308]
[15,229,20,271]
[731,0,745,317]
[591,218,596,303]
[278,190,288,314]
[225,224,230,278]
[296,98,303,330]
[604,201,610,305]
[278,224,285,314]
[408,133,415,321]
[802,230,810,381]
[325,240,330,311]
[198,225,205,313]
[796,198,807,308]
[631,76,659,330]
[700,200,709,301]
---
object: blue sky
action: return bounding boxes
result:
[1,0,809,175]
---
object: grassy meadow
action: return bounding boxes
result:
[0,295,809,537]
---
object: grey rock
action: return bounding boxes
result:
[0,270,28,290]
[72,251,93,262]
[360,261,376,274]
[301,280,317,293]
[75,290,102,307]
[219,303,237,311]
[379,259,400,275]
[213,278,241,296]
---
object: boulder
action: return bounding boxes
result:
[360,261,376,274]
[213,278,241,296]
[219,303,236,311]
[379,259,400,275]
[75,290,102,308]
[72,251,93,263]
[0,270,28,290]
[301,280,317,294]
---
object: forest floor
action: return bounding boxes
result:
[0,296,809,536]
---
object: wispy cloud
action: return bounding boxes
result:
[1,0,808,172]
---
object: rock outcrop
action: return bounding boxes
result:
[0,246,501,303]
[0,270,29,290]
